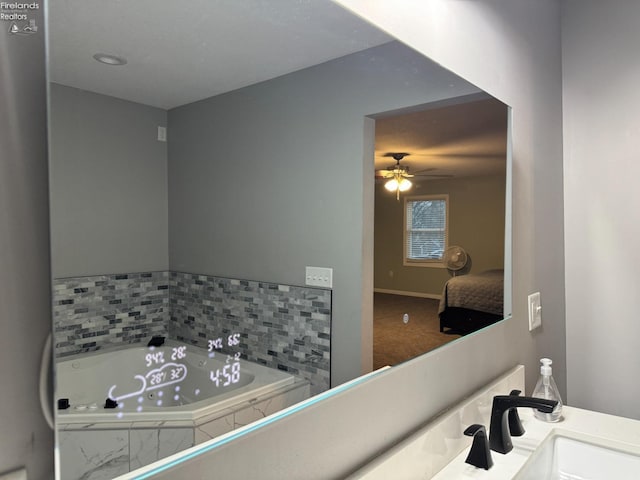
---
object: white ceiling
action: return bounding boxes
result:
[48,1,506,178]
[374,97,509,178]
[48,0,393,109]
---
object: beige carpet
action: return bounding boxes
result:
[373,293,461,370]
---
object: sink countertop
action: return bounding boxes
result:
[432,406,640,479]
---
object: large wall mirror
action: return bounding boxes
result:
[46,1,511,478]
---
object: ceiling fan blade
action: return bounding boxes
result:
[375,170,395,179]
[413,173,454,178]
[410,167,437,175]
[411,167,452,178]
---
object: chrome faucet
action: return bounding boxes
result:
[489,394,558,454]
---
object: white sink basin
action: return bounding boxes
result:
[513,429,640,480]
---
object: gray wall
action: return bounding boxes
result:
[562,0,640,419]
[145,1,566,478]
[167,41,481,386]
[49,83,168,278]
[0,8,55,479]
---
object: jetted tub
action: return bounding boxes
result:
[55,339,295,424]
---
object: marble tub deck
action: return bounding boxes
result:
[58,378,310,480]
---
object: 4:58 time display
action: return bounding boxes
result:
[210,361,241,387]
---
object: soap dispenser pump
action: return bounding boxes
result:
[532,358,563,422]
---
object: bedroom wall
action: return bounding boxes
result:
[374,174,506,297]
[167,41,481,386]
[48,83,169,278]
[562,0,640,419]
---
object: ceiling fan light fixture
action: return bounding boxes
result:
[384,178,399,192]
[381,152,414,199]
[398,178,412,192]
[384,175,412,200]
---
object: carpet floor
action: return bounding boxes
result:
[373,293,461,370]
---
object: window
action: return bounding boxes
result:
[404,195,448,266]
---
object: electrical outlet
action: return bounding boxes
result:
[305,266,333,288]
[528,292,542,331]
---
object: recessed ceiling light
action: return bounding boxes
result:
[92,53,127,66]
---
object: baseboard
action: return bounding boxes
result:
[373,288,442,300]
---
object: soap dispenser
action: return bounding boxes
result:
[532,358,563,422]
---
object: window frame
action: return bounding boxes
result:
[403,194,449,268]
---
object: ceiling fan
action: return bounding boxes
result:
[375,152,451,200]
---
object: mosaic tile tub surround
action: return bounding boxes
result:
[169,271,331,395]
[53,271,332,394]
[53,271,169,357]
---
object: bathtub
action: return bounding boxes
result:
[55,339,295,424]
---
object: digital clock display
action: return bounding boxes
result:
[104,333,243,417]
[210,353,242,387]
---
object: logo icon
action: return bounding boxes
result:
[23,19,37,33]
[8,19,37,35]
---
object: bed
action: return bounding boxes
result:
[438,269,504,334]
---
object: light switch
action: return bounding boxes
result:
[528,292,542,331]
[157,126,167,142]
[305,266,333,288]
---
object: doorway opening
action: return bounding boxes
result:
[370,94,509,368]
